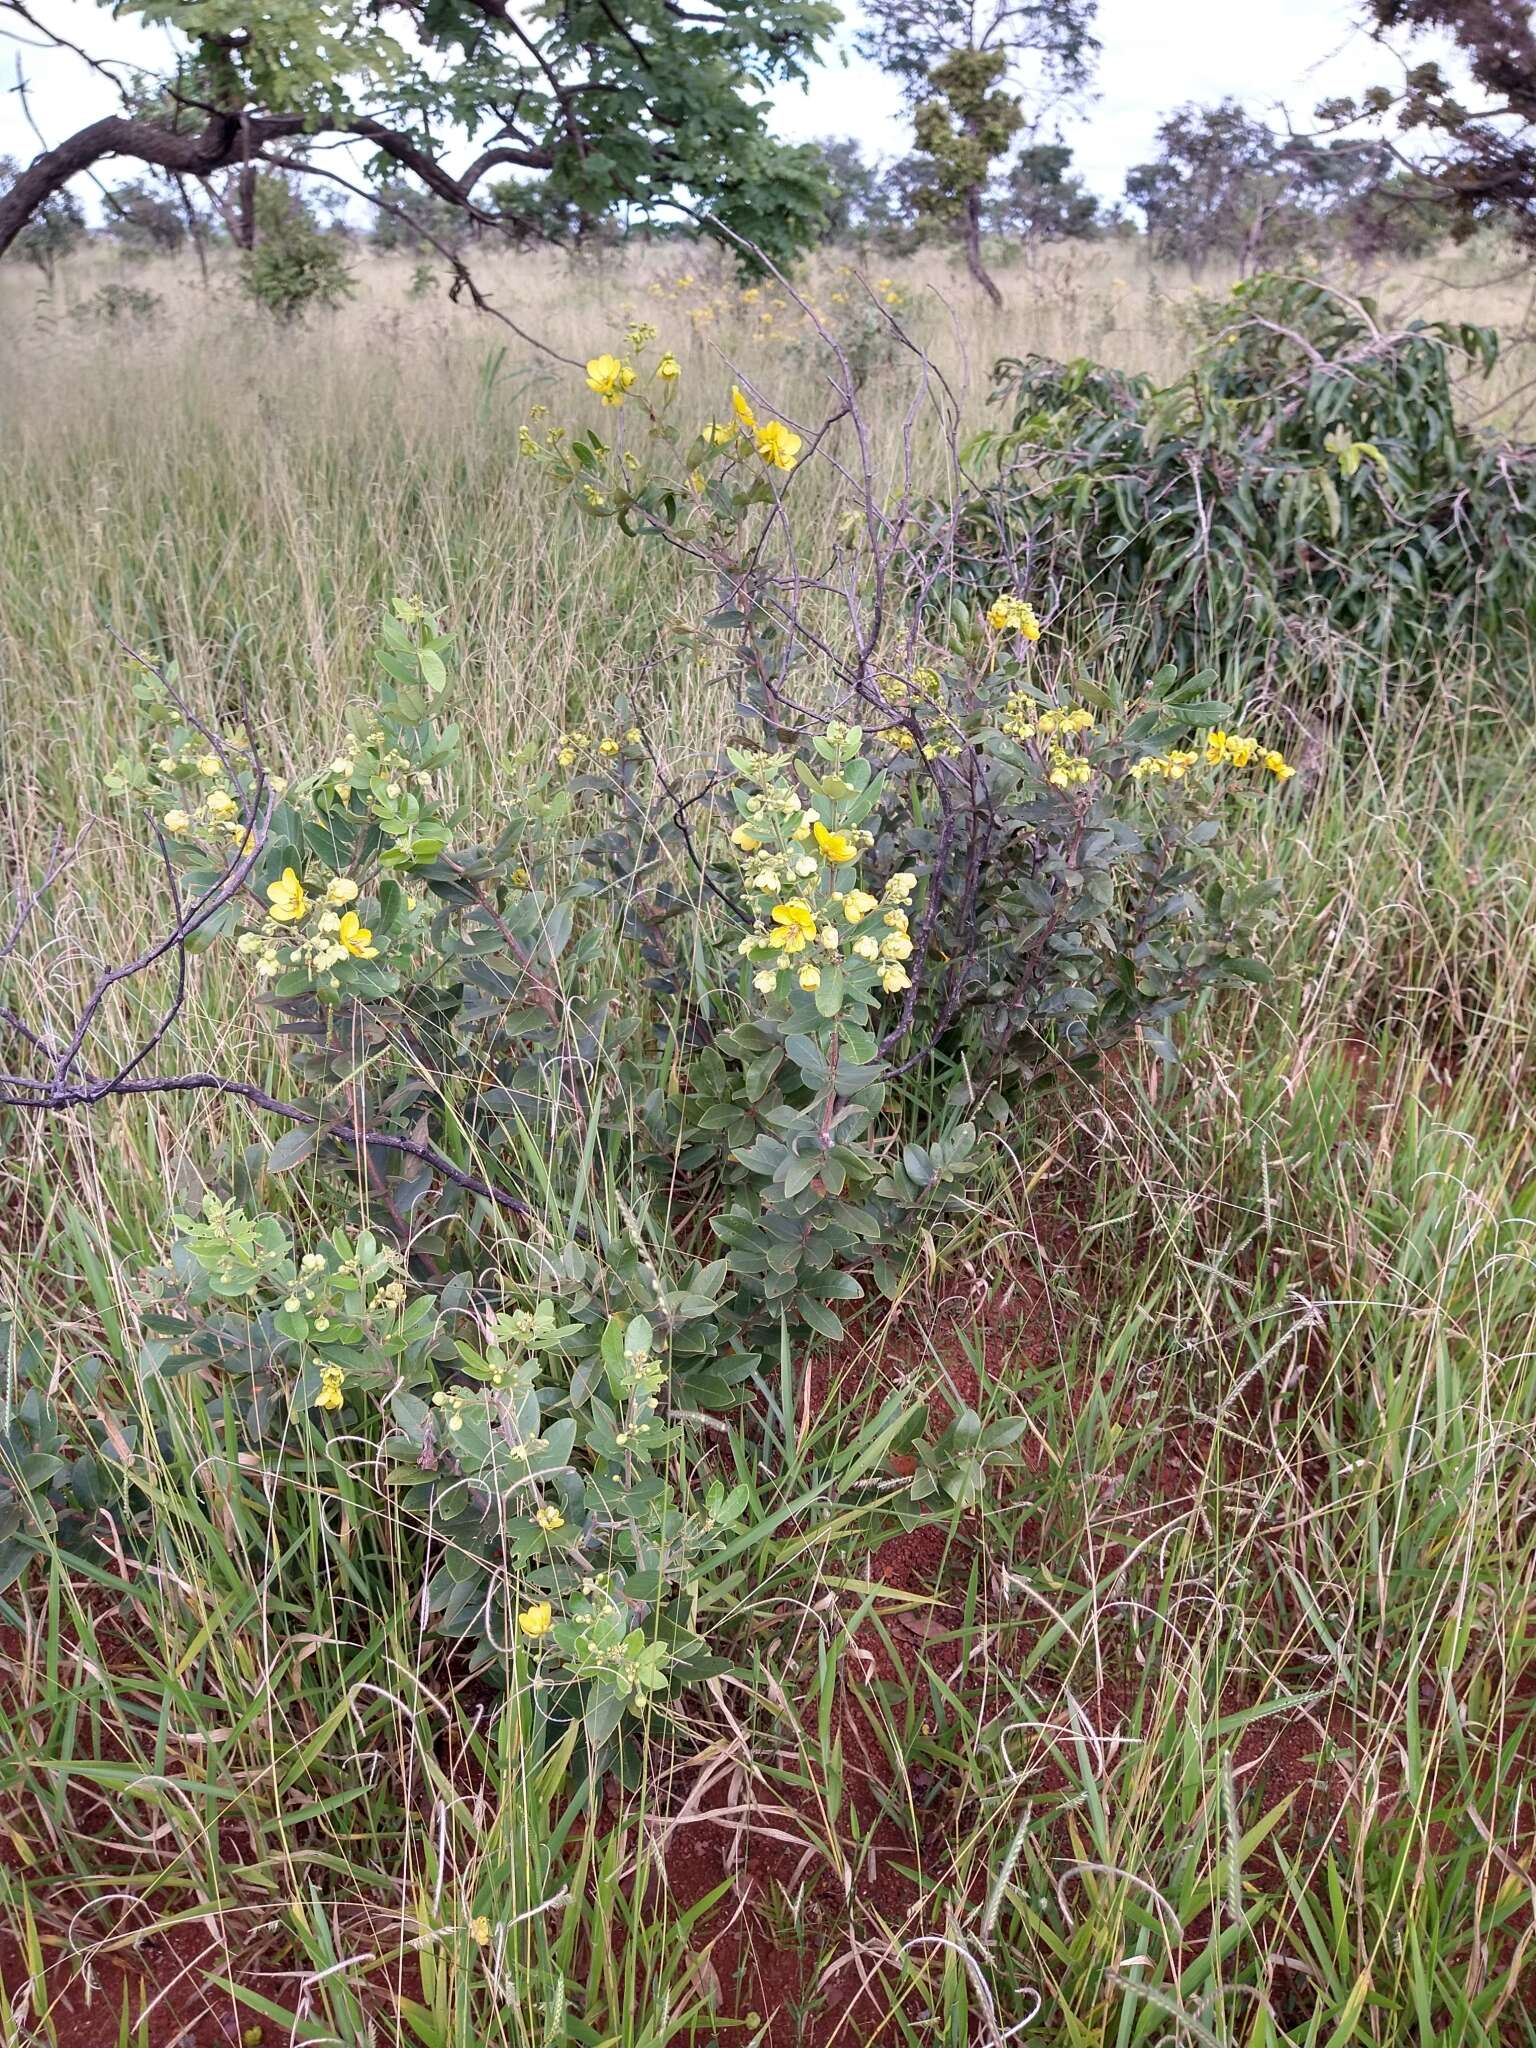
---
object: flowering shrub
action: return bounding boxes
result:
[153,1202,744,1734]
[73,344,1301,1746]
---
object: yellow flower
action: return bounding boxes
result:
[986,595,1042,641]
[755,420,802,472]
[533,1503,565,1533]
[326,877,359,906]
[195,753,222,778]
[768,901,817,953]
[1225,735,1258,768]
[852,935,880,962]
[657,352,680,382]
[731,824,761,853]
[841,888,879,924]
[881,963,912,994]
[315,1364,345,1413]
[585,354,636,406]
[266,867,310,924]
[798,964,821,992]
[704,420,735,445]
[812,820,856,865]
[1205,729,1229,766]
[1264,750,1296,781]
[881,931,913,962]
[884,873,917,905]
[598,737,620,756]
[518,1601,554,1638]
[470,1916,491,1947]
[205,788,239,822]
[163,809,191,836]
[336,911,378,960]
[731,385,757,431]
[753,968,780,994]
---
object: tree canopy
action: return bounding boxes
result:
[856,0,1097,299]
[1328,0,1536,246]
[0,0,839,274]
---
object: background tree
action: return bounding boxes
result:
[1126,101,1449,271]
[1320,1,1536,248]
[1124,100,1295,273]
[237,173,354,322]
[984,138,1098,240]
[370,181,478,256]
[102,174,188,254]
[0,152,84,281]
[0,0,839,294]
[857,0,1098,301]
[806,136,892,241]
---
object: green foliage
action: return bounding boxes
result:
[73,330,1293,1760]
[984,140,1099,241]
[1123,103,1443,272]
[911,48,1024,231]
[106,549,1279,1726]
[120,0,841,269]
[952,274,1536,702]
[0,154,85,280]
[238,177,355,322]
[68,282,165,326]
[103,175,188,254]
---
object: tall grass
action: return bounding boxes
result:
[2,241,1535,2045]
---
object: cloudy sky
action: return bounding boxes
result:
[0,0,1465,209]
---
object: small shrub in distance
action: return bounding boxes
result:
[238,177,354,324]
[69,282,164,327]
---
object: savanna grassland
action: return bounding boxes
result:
[3,233,1536,2048]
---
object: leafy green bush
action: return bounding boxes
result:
[239,178,354,324]
[68,282,164,326]
[45,347,1296,1754]
[949,275,1536,703]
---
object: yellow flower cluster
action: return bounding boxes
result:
[1133,733,1296,783]
[728,761,920,997]
[585,353,637,406]
[581,326,684,414]
[646,272,800,337]
[646,262,905,337]
[736,842,917,999]
[237,871,381,983]
[155,742,276,852]
[729,385,802,472]
[314,1363,346,1413]
[986,594,1042,640]
[431,1386,473,1434]
[554,725,644,769]
[1000,697,1098,789]
[326,730,434,798]
[1206,729,1296,780]
[1130,750,1201,782]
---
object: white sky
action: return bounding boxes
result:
[0,0,1467,207]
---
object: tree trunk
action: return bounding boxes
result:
[235,160,257,249]
[963,184,1003,309]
